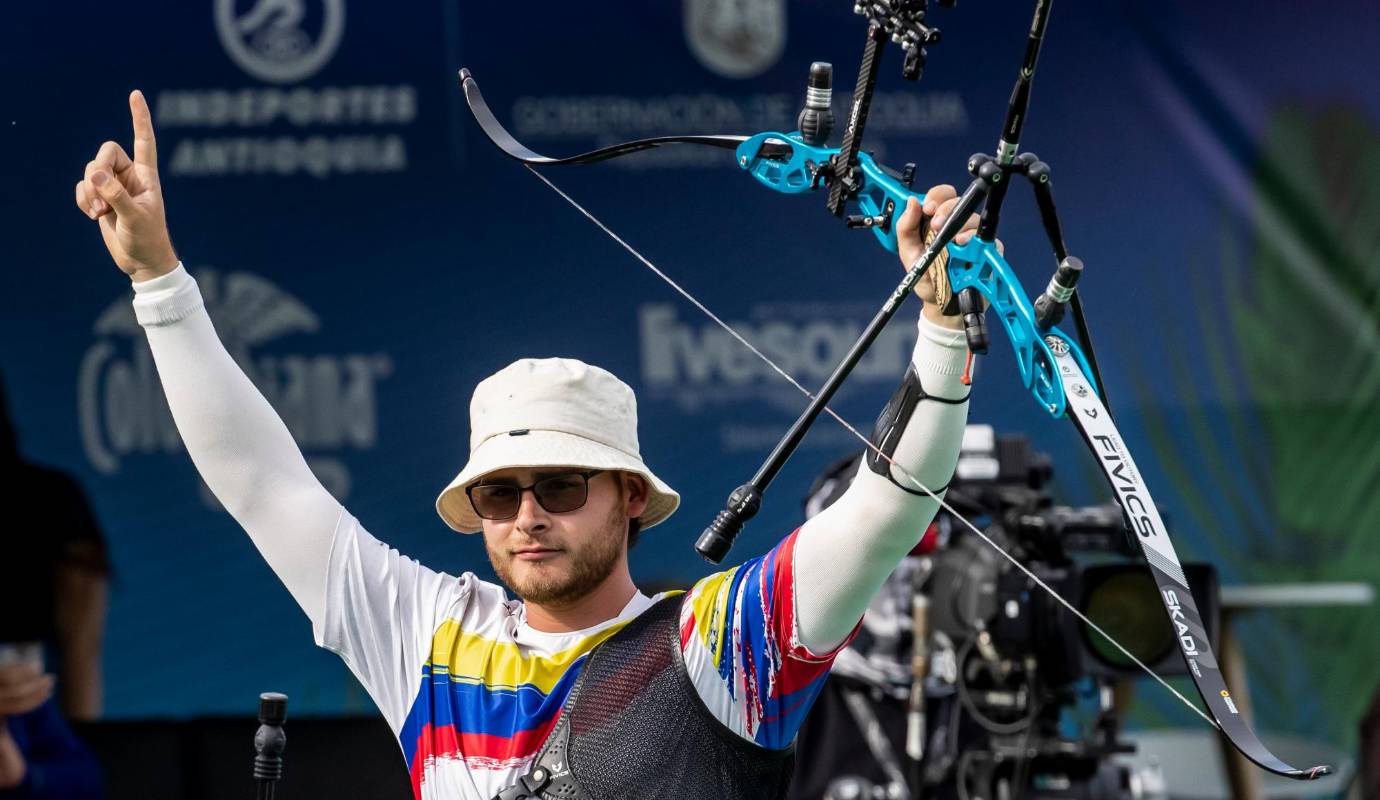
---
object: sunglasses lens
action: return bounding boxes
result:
[533,474,590,513]
[471,485,520,519]
[468,472,597,520]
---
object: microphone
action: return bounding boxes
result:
[254,692,288,800]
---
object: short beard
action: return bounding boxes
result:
[489,502,628,608]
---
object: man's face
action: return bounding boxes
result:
[477,467,647,607]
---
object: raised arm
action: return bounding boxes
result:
[793,188,977,653]
[677,188,980,749]
[74,91,340,628]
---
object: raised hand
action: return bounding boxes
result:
[894,184,1004,328]
[896,185,981,329]
[75,90,178,282]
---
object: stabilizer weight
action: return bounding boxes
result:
[696,484,762,564]
[1034,256,1083,329]
[958,286,988,354]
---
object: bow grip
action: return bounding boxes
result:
[855,152,927,254]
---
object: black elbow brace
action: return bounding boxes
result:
[867,364,969,495]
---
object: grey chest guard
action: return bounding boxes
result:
[492,595,794,800]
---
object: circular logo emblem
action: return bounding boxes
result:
[685,0,786,79]
[215,0,346,84]
[1044,335,1069,356]
[1072,383,1089,398]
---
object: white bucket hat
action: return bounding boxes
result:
[435,357,680,533]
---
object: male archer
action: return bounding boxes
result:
[74,90,983,800]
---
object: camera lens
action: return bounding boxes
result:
[1083,571,1175,669]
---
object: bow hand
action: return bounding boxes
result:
[896,191,986,331]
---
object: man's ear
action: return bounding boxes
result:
[622,472,650,518]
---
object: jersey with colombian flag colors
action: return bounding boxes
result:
[317,510,853,800]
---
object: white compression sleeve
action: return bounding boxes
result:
[133,265,341,629]
[793,315,969,653]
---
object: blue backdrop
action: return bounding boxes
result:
[1,0,1376,757]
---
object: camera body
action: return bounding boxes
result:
[915,427,1213,799]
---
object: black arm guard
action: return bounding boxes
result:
[867,364,968,496]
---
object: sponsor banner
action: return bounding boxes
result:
[152,0,421,178]
[79,267,393,502]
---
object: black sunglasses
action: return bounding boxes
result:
[466,470,606,520]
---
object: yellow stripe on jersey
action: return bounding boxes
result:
[686,566,741,669]
[426,619,633,694]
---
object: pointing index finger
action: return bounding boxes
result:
[130,89,158,169]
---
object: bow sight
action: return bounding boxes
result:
[816,1,945,217]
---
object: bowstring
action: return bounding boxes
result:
[523,164,1217,730]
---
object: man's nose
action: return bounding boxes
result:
[512,487,550,532]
